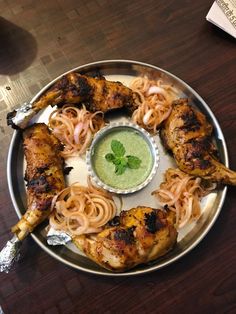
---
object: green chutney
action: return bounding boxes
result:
[92,129,153,189]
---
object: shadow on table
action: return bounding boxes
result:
[208,23,235,43]
[0,17,37,75]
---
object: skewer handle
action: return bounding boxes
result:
[0,235,22,273]
[6,102,34,129]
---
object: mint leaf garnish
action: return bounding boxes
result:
[115,164,126,175]
[105,153,115,162]
[105,139,141,175]
[113,158,122,165]
[127,155,141,169]
[111,139,125,157]
[120,157,128,166]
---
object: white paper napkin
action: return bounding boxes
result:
[206,0,236,38]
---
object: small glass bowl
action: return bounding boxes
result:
[86,121,159,194]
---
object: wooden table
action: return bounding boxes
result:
[0,1,235,313]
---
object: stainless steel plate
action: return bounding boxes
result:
[7,60,228,276]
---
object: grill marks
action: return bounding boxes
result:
[180,109,201,132]
[73,207,177,272]
[11,123,66,240]
[26,175,51,193]
[23,123,65,212]
[144,210,164,234]
[73,75,93,98]
[160,98,227,177]
[184,138,216,170]
[7,72,138,129]
[113,227,135,245]
[111,208,166,246]
[49,72,136,113]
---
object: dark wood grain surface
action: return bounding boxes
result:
[0,1,235,313]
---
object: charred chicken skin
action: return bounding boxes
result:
[73,207,177,272]
[7,72,139,129]
[160,98,236,185]
[11,123,65,241]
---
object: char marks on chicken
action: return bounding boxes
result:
[160,98,236,185]
[11,123,65,241]
[7,73,139,129]
[73,206,177,272]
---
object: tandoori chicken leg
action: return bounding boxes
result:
[11,123,65,241]
[7,72,139,129]
[73,206,177,272]
[160,98,236,185]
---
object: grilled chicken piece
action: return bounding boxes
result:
[7,72,138,129]
[160,98,236,185]
[11,123,65,241]
[73,207,177,272]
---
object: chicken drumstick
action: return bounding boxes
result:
[160,98,236,185]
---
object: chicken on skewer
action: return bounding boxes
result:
[11,123,65,241]
[7,72,139,129]
[160,98,236,185]
[73,206,177,272]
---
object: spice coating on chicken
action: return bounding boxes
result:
[7,73,139,129]
[160,98,236,185]
[11,123,65,241]
[73,207,177,272]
